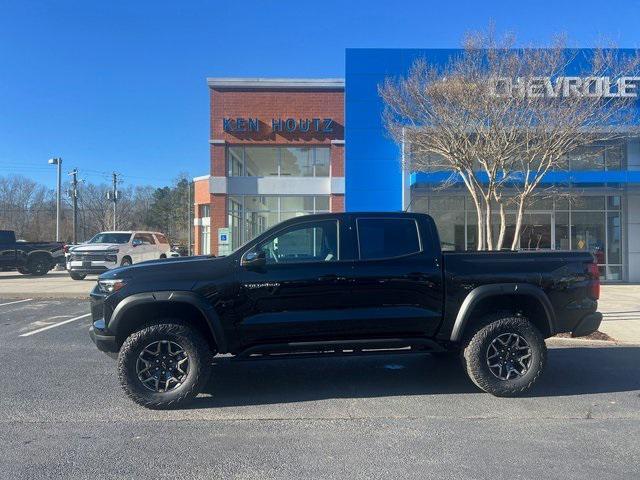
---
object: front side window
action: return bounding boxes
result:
[357,218,421,260]
[256,220,338,264]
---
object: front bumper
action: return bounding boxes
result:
[89,319,118,353]
[68,265,110,274]
[571,312,603,338]
[67,257,118,274]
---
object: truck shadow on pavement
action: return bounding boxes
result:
[191,346,640,408]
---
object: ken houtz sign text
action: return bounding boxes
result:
[223,118,334,133]
[490,76,640,98]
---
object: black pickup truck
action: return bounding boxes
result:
[0,230,65,275]
[89,212,601,408]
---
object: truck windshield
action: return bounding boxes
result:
[87,233,132,244]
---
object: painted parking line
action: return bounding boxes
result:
[19,313,91,337]
[0,298,33,307]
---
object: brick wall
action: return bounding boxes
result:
[330,194,345,212]
[193,85,345,255]
[331,143,344,177]
[210,89,344,143]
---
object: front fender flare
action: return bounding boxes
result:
[450,283,556,342]
[108,291,227,352]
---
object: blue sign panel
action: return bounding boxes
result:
[345,48,640,212]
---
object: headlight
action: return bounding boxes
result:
[98,279,126,294]
[107,248,120,253]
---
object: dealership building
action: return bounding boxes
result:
[193,49,640,282]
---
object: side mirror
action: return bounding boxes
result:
[132,239,142,247]
[241,249,266,269]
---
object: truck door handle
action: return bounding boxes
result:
[317,274,345,281]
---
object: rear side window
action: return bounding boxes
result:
[143,234,156,245]
[155,234,169,244]
[357,218,421,260]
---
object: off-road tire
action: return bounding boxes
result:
[27,254,51,276]
[117,322,211,409]
[462,315,546,397]
[69,272,86,280]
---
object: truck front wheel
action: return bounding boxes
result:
[462,316,546,397]
[117,321,212,409]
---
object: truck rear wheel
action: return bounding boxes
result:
[117,321,211,409]
[27,255,51,276]
[462,316,546,397]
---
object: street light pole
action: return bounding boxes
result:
[68,168,79,244]
[48,157,62,241]
[112,172,118,230]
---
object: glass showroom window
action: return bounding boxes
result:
[411,192,624,280]
[227,195,331,250]
[566,143,624,171]
[228,146,330,177]
[199,204,210,218]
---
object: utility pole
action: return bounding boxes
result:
[106,172,119,230]
[48,158,62,241]
[68,168,79,243]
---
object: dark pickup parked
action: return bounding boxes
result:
[0,230,65,275]
[89,212,602,408]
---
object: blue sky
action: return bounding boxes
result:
[1,0,640,189]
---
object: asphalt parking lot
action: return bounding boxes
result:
[1,297,639,479]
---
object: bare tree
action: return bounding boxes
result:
[380,29,640,250]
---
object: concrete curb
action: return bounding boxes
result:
[547,336,640,347]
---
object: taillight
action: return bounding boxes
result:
[587,261,600,300]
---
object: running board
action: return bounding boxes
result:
[235,338,444,361]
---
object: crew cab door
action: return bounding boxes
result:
[235,217,352,346]
[346,215,443,337]
[0,230,17,269]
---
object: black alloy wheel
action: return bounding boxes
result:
[462,315,546,397]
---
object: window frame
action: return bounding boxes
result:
[355,217,423,262]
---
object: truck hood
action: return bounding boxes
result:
[72,243,123,252]
[98,255,233,285]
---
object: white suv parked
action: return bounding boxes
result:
[67,231,172,280]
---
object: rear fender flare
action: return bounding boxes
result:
[108,291,227,352]
[450,283,556,342]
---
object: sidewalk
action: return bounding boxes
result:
[597,285,640,344]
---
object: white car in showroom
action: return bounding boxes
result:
[66,231,172,280]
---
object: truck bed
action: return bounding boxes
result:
[439,250,597,338]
